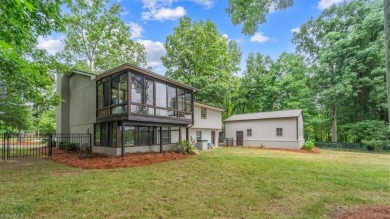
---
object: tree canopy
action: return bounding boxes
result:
[0,0,64,131]
[59,0,146,73]
[162,17,241,109]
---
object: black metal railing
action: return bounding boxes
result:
[1,133,91,160]
[225,138,234,147]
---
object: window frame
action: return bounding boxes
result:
[247,129,252,137]
[276,128,283,136]
[196,131,202,141]
[201,107,207,119]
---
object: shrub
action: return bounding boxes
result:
[304,138,315,151]
[177,140,198,154]
[349,120,390,151]
[58,142,80,151]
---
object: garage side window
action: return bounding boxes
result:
[276,128,283,136]
[247,129,252,137]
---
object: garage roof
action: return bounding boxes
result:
[224,109,302,122]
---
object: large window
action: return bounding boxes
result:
[111,77,119,105]
[97,72,128,118]
[138,127,154,145]
[119,74,127,104]
[156,82,167,108]
[162,127,171,144]
[97,84,103,109]
[124,126,135,146]
[94,124,101,145]
[145,79,154,105]
[97,71,193,120]
[131,74,143,103]
[167,86,177,110]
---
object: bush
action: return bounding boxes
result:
[58,142,80,151]
[349,120,390,151]
[304,138,315,151]
[177,140,198,154]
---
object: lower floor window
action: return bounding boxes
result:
[196,131,202,141]
[96,122,182,147]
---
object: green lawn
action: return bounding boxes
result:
[0,147,389,218]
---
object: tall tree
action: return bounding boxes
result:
[162,17,242,109]
[226,0,293,35]
[59,0,146,73]
[385,0,390,124]
[293,0,387,142]
[0,0,64,130]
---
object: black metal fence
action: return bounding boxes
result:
[315,141,390,152]
[1,133,91,160]
[225,138,234,147]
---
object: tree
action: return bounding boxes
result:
[36,109,56,134]
[0,0,64,130]
[59,0,146,73]
[226,0,293,35]
[293,0,387,142]
[162,17,242,109]
[385,0,390,124]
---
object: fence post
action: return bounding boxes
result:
[6,133,10,160]
[48,134,53,156]
[2,133,5,161]
[89,133,92,155]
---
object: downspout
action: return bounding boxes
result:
[186,89,197,141]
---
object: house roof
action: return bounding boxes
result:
[194,102,225,112]
[224,109,302,122]
[95,63,197,92]
[70,70,96,79]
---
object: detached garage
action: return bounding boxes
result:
[224,109,304,149]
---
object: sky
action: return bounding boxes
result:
[37,0,345,75]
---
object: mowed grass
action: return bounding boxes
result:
[0,147,389,218]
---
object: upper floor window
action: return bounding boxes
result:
[201,107,207,119]
[131,74,143,104]
[247,129,252,137]
[276,128,283,136]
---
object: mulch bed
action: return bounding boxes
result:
[46,151,194,169]
[332,205,390,219]
[242,146,321,154]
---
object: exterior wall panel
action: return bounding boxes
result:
[225,117,302,149]
[192,105,222,130]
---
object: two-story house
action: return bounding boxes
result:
[56,64,223,155]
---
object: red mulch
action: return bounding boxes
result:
[332,206,390,219]
[242,146,321,154]
[46,151,194,169]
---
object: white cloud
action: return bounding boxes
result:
[142,6,186,21]
[37,36,64,55]
[127,22,143,39]
[191,0,215,9]
[291,27,300,34]
[222,34,228,39]
[140,0,215,21]
[250,32,270,43]
[137,40,166,72]
[317,0,343,10]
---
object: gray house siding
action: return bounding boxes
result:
[56,73,96,138]
[224,110,304,149]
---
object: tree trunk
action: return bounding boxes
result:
[384,0,390,125]
[332,104,337,142]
